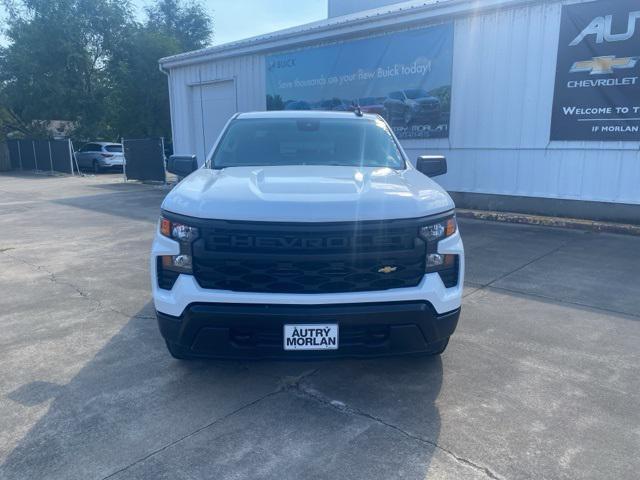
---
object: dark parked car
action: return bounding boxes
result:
[383,90,441,126]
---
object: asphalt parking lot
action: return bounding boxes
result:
[0,172,639,480]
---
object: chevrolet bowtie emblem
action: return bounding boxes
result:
[570,56,639,75]
[378,266,398,274]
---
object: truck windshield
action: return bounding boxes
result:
[210,117,405,169]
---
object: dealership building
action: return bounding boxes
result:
[159,0,640,223]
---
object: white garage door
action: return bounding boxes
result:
[191,80,237,165]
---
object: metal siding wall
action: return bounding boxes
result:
[168,55,266,157]
[167,0,640,205]
[419,0,640,205]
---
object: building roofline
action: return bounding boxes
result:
[159,0,552,70]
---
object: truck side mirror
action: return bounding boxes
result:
[416,155,447,177]
[167,155,198,177]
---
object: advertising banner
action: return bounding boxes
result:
[266,24,454,140]
[551,0,640,141]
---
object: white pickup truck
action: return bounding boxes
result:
[151,110,464,359]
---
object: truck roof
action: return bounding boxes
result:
[236,111,378,120]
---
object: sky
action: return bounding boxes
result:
[157,0,328,47]
[0,0,328,48]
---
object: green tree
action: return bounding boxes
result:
[0,0,133,139]
[106,29,181,139]
[106,0,212,141]
[0,105,37,141]
[145,0,212,51]
[0,0,212,142]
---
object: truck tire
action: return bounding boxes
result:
[165,340,193,360]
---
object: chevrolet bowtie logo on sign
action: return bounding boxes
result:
[378,266,398,274]
[570,56,640,75]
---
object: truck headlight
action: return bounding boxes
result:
[160,254,193,274]
[420,216,458,272]
[426,253,456,270]
[158,216,199,277]
[419,216,456,242]
[160,217,199,242]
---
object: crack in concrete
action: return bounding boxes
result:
[289,381,505,480]
[486,284,640,320]
[464,239,575,301]
[459,234,639,320]
[99,388,282,479]
[277,367,322,389]
[3,245,502,479]
[100,368,321,479]
[0,250,154,321]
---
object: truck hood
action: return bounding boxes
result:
[162,166,454,222]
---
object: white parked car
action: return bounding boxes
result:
[151,111,464,360]
[75,142,125,173]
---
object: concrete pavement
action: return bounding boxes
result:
[0,172,638,480]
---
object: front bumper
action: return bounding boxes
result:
[157,302,460,359]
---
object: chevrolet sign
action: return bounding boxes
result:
[570,56,639,75]
[551,0,640,141]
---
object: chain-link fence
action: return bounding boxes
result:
[5,139,75,174]
[4,137,171,182]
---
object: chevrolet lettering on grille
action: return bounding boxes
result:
[193,221,430,294]
[208,234,404,250]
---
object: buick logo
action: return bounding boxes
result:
[267,59,296,71]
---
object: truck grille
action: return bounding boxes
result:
[191,219,427,294]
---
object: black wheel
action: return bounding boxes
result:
[165,340,192,360]
[427,338,449,355]
[93,160,101,174]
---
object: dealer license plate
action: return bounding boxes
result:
[283,324,339,351]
